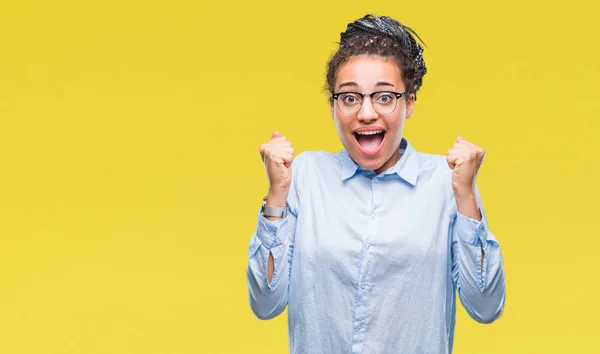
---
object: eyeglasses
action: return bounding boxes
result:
[331,91,408,114]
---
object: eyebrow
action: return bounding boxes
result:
[337,81,397,90]
[338,81,358,89]
[375,81,396,88]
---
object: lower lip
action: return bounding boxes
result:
[354,133,386,157]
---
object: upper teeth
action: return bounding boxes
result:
[356,131,383,135]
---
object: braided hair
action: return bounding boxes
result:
[326,14,427,99]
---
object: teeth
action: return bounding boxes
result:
[356,131,383,135]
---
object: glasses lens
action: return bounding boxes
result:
[337,93,362,114]
[372,92,398,114]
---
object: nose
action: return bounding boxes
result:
[357,98,378,123]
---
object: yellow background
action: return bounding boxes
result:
[0,0,598,353]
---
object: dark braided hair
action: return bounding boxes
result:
[326,14,427,99]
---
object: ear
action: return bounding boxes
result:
[329,97,335,119]
[406,93,415,119]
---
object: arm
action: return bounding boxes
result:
[246,144,305,320]
[451,184,506,324]
[246,204,297,320]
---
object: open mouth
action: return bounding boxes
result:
[354,130,385,154]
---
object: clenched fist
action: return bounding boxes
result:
[259,131,295,204]
[446,137,486,196]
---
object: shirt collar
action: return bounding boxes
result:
[340,138,419,186]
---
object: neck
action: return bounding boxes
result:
[375,149,402,175]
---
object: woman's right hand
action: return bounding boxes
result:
[259,131,294,207]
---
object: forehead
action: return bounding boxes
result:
[335,55,404,89]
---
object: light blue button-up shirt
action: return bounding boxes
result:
[246,138,506,354]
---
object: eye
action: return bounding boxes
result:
[341,93,361,105]
[375,93,394,104]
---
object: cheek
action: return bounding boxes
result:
[396,103,408,118]
[331,114,344,136]
[384,114,407,145]
[392,102,409,127]
[333,112,353,130]
[386,112,406,131]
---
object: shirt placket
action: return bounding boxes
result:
[351,176,381,354]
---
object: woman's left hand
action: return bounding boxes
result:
[446,137,486,197]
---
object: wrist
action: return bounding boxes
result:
[266,189,288,209]
[454,191,481,221]
[263,193,288,222]
[453,184,475,200]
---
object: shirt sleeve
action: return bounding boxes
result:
[450,183,506,324]
[246,152,306,320]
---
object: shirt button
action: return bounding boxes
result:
[360,283,367,290]
[373,177,379,184]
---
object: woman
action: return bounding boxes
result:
[246,14,506,354]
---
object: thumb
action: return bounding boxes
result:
[271,130,281,139]
[446,155,456,170]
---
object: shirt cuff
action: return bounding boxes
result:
[455,211,487,247]
[255,209,288,249]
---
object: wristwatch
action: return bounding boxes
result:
[261,196,288,218]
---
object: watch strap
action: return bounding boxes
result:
[261,197,288,218]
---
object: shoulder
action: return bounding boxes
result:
[416,151,450,173]
[290,150,342,189]
[292,150,342,170]
[413,150,453,190]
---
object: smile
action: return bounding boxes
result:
[353,130,386,156]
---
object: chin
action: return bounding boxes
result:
[352,153,386,171]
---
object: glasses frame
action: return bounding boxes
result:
[331,90,409,114]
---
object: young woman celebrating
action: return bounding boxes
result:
[246,14,506,354]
